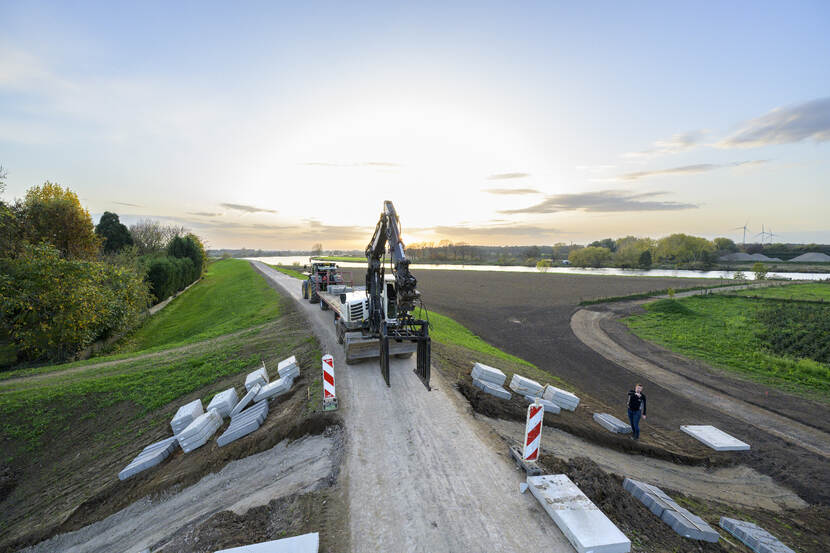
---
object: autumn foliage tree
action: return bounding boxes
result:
[21,182,100,259]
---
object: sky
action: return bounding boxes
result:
[1,1,829,249]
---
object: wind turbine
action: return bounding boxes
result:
[733,220,750,245]
[754,224,770,245]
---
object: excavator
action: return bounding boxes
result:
[364,201,432,390]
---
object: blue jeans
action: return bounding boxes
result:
[628,409,642,439]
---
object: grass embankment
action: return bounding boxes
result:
[269,264,306,280]
[731,281,830,302]
[625,295,830,397]
[579,282,743,305]
[311,255,364,263]
[0,258,324,548]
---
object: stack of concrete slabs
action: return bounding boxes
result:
[171,399,204,435]
[230,383,261,417]
[213,532,319,553]
[472,377,511,400]
[471,362,506,386]
[524,395,561,414]
[217,400,269,447]
[624,478,719,542]
[527,474,630,553]
[594,413,632,434]
[118,436,179,481]
[542,385,580,411]
[179,409,223,453]
[245,366,269,392]
[278,355,300,380]
[680,425,750,451]
[254,377,293,402]
[207,387,239,419]
[509,374,543,396]
[719,517,795,553]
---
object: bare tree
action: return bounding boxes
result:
[311,243,323,256]
[129,219,189,255]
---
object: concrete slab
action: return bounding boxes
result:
[471,362,506,386]
[207,388,239,419]
[625,478,719,542]
[254,377,293,402]
[179,409,223,453]
[472,377,511,400]
[277,355,300,380]
[231,383,261,417]
[245,366,269,391]
[509,374,543,396]
[171,399,204,436]
[118,436,178,480]
[720,517,794,553]
[681,425,750,451]
[523,395,561,414]
[593,413,632,434]
[213,532,319,552]
[542,385,580,411]
[528,474,630,553]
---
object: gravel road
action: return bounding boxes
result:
[252,262,572,553]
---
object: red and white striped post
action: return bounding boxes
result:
[523,400,544,461]
[322,354,338,411]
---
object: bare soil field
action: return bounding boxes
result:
[414,270,830,506]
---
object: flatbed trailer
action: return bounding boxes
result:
[317,287,417,364]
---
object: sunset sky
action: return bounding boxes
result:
[1,1,829,249]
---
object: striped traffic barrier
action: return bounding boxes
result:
[523,400,544,461]
[322,354,338,411]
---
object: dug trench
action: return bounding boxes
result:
[1,302,347,553]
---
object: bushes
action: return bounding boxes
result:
[568,246,612,267]
[147,256,197,302]
[0,244,150,362]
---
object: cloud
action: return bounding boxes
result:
[410,223,562,243]
[114,201,143,208]
[484,188,541,195]
[618,160,768,181]
[188,211,222,217]
[718,97,830,148]
[623,130,705,159]
[220,203,277,214]
[487,172,529,180]
[301,161,402,168]
[499,190,697,214]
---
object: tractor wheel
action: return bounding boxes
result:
[310,283,320,304]
[302,281,308,299]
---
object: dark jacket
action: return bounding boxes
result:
[627,391,647,415]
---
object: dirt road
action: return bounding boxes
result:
[571,308,830,458]
[19,434,339,553]
[252,262,572,553]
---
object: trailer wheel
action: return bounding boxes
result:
[320,299,329,311]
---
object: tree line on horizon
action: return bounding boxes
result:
[0,170,207,366]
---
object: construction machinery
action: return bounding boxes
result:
[306,201,431,390]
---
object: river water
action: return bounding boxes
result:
[246,256,829,281]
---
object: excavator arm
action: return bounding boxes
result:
[364,201,431,389]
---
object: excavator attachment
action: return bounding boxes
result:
[379,321,431,390]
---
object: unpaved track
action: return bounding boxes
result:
[252,262,572,553]
[485,416,807,512]
[19,434,338,553]
[571,308,830,459]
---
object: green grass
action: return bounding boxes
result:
[732,282,830,302]
[115,259,282,353]
[416,307,534,369]
[269,264,306,280]
[579,283,743,305]
[311,255,365,262]
[625,296,830,397]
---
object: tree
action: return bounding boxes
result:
[638,249,652,269]
[753,262,768,280]
[536,259,552,271]
[0,165,6,196]
[95,211,133,254]
[589,238,617,252]
[130,219,187,255]
[20,182,101,259]
[524,245,541,260]
[613,236,654,268]
[655,234,714,265]
[569,246,612,267]
[714,237,738,252]
[168,233,206,277]
[311,243,323,256]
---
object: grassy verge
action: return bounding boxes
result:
[730,281,830,302]
[624,296,830,396]
[269,264,306,280]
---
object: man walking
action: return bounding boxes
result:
[627,383,647,440]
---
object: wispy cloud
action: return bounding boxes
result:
[499,190,697,214]
[301,161,402,168]
[188,211,222,217]
[220,203,277,214]
[623,130,705,159]
[411,223,562,243]
[114,201,143,208]
[484,188,541,195]
[487,172,529,180]
[718,97,830,148]
[618,160,768,181]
